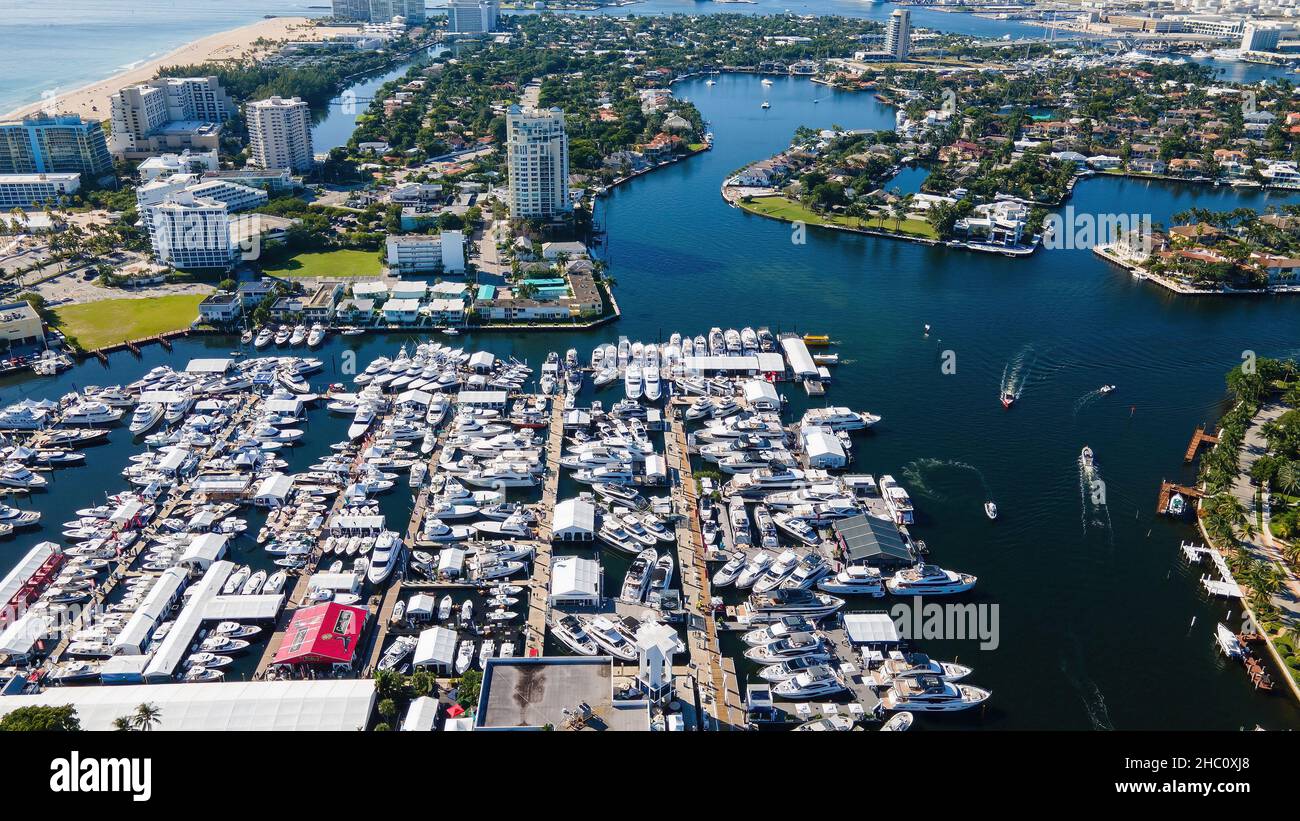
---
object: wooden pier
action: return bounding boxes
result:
[1184,425,1218,462]
[524,398,563,656]
[1157,481,1202,514]
[665,410,744,729]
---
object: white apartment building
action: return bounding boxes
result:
[386,230,466,274]
[886,8,912,61]
[506,105,571,219]
[369,0,426,23]
[146,192,236,270]
[137,150,219,182]
[0,173,81,209]
[186,179,269,212]
[447,0,499,34]
[246,96,315,173]
[109,77,234,157]
[136,172,200,211]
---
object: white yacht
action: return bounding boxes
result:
[772,665,847,699]
[551,614,599,656]
[752,549,799,594]
[746,588,844,622]
[743,632,830,665]
[882,675,991,712]
[455,641,474,674]
[366,530,404,585]
[869,651,972,685]
[711,551,747,588]
[885,563,976,596]
[817,565,886,597]
[582,615,639,661]
[800,406,880,431]
[61,402,123,425]
[307,324,326,347]
[645,552,675,607]
[0,463,47,489]
[624,362,643,400]
[620,547,657,602]
[128,403,165,435]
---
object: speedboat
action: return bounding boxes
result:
[1099,384,1116,394]
[438,594,453,620]
[882,675,991,712]
[1079,446,1094,476]
[1216,623,1244,659]
[880,712,914,731]
[455,641,474,674]
[1000,390,1015,409]
[885,563,976,596]
[984,501,998,520]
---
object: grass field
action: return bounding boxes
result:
[52,294,205,351]
[260,249,381,279]
[740,195,937,239]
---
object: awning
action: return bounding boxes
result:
[272,602,368,665]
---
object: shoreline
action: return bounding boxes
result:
[1,16,324,123]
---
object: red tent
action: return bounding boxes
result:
[446,703,465,718]
[272,602,369,665]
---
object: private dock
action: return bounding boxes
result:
[1157,480,1202,514]
[1180,541,1243,598]
[1184,425,1219,462]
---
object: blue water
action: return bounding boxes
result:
[5,8,1300,729]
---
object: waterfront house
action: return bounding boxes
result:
[1250,253,1300,283]
[381,298,422,324]
[197,291,242,324]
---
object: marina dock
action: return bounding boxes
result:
[1180,541,1243,599]
[1157,481,1202,514]
[1184,425,1219,462]
[524,397,564,656]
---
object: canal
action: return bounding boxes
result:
[3,66,1299,731]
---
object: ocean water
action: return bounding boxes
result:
[0,0,328,115]
[4,6,1300,729]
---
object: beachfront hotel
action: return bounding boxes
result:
[109,77,234,158]
[246,96,315,173]
[0,114,112,177]
[447,0,499,35]
[506,105,571,220]
[369,0,427,24]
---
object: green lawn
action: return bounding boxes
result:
[740,196,937,239]
[52,294,205,351]
[261,248,381,279]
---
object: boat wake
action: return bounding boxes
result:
[1078,460,1113,542]
[999,344,1037,402]
[1072,387,1108,418]
[901,458,991,502]
[1059,643,1115,731]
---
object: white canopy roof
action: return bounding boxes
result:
[0,541,58,611]
[553,498,595,535]
[180,532,229,568]
[402,695,439,731]
[413,626,457,669]
[549,556,601,599]
[255,472,292,501]
[185,358,232,373]
[408,593,437,617]
[0,679,376,731]
[843,612,901,645]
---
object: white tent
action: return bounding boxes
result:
[401,696,439,731]
[253,473,293,507]
[0,680,376,731]
[842,612,901,646]
[549,556,602,606]
[407,593,437,620]
[179,532,229,571]
[552,499,595,541]
[413,626,457,673]
[743,379,781,411]
[437,547,466,577]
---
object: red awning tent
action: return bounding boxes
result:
[272,602,369,665]
[446,703,465,718]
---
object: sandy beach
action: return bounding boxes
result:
[1,17,335,123]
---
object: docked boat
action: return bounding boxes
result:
[438,594,453,621]
[455,640,474,674]
[551,614,599,655]
[366,530,404,585]
[620,547,657,602]
[757,655,827,683]
[885,563,976,596]
[880,712,914,731]
[795,715,856,732]
[817,565,885,597]
[711,551,747,588]
[582,615,639,661]
[882,675,991,712]
[772,665,847,699]
[869,651,972,685]
[743,632,830,665]
[747,588,844,622]
[1216,623,1244,659]
[378,635,418,672]
[645,552,675,607]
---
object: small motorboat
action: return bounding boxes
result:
[438,594,453,621]
[1000,390,1015,409]
[881,711,914,732]
[1167,493,1187,516]
[1216,623,1244,659]
[1099,384,1116,394]
[984,501,997,520]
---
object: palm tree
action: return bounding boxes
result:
[1277,460,1300,496]
[132,702,161,731]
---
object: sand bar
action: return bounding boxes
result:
[1,17,332,123]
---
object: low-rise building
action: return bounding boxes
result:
[197,291,242,324]
[0,301,44,347]
[0,173,81,209]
